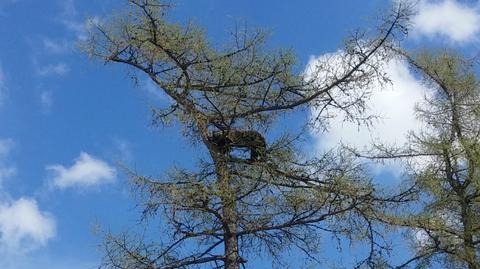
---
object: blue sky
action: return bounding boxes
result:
[1,0,480,268]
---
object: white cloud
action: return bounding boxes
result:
[412,0,480,43]
[47,152,116,189]
[308,56,429,175]
[0,140,56,255]
[0,198,55,252]
[314,59,426,150]
[37,63,69,77]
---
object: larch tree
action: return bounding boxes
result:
[83,1,412,268]
[366,50,480,269]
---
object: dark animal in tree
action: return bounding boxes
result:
[208,130,266,161]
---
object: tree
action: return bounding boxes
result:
[366,50,480,269]
[83,1,411,268]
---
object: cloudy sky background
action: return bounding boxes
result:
[310,0,480,177]
[1,0,479,268]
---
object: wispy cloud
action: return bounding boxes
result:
[112,138,133,164]
[37,63,69,77]
[63,17,100,41]
[57,0,100,41]
[0,139,15,185]
[60,0,76,18]
[412,0,480,43]
[40,90,53,113]
[46,152,116,189]
[0,139,13,159]
[42,38,72,54]
[142,77,171,102]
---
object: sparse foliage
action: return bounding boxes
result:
[84,1,412,268]
[365,50,480,269]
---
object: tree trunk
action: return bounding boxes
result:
[224,224,241,269]
[461,202,479,269]
[198,115,242,269]
[213,155,241,269]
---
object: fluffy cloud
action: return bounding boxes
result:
[0,198,56,251]
[47,152,116,189]
[308,0,479,175]
[308,56,429,174]
[412,0,480,43]
[0,140,56,252]
[313,58,426,150]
